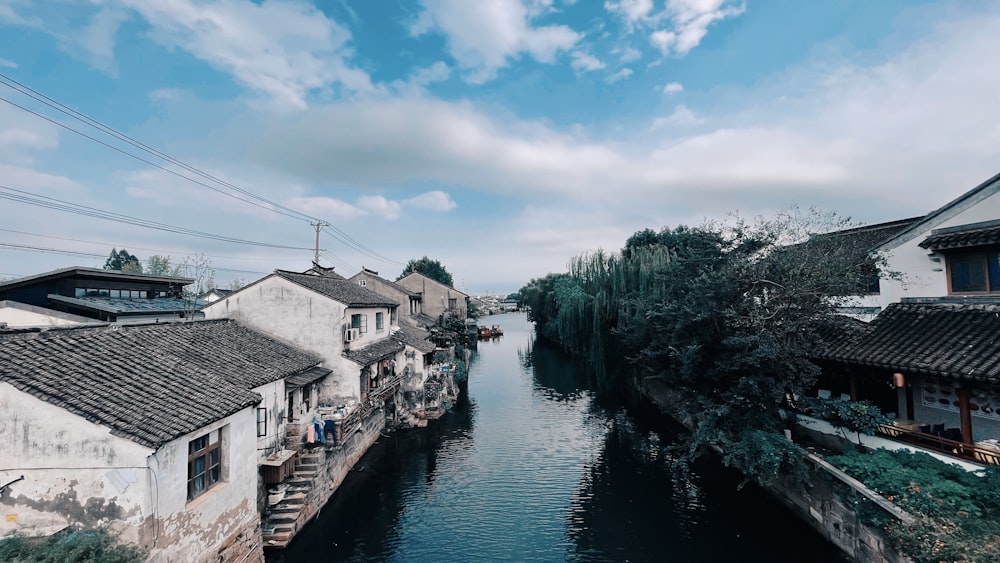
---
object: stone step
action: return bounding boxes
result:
[263,533,292,549]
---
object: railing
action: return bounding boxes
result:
[340,375,402,433]
[876,424,1000,466]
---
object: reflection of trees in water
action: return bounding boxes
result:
[520,338,601,403]
[274,396,477,562]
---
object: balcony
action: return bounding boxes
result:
[875,423,1000,466]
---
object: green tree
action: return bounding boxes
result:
[103,248,142,273]
[397,256,454,287]
[520,209,884,484]
[146,254,182,276]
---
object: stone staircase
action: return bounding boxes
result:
[262,451,322,549]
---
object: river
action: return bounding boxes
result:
[270,312,845,562]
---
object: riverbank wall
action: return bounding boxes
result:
[634,375,912,563]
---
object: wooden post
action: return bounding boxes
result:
[849,374,858,402]
[958,386,973,444]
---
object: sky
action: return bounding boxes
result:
[2,0,1000,295]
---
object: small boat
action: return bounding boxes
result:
[490,325,503,337]
[478,326,492,339]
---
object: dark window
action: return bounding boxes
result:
[188,429,222,500]
[256,408,267,437]
[376,312,384,330]
[949,250,1000,293]
[351,313,368,333]
[359,279,366,286]
[448,298,457,310]
[302,386,312,411]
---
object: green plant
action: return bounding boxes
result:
[806,397,891,443]
[0,527,146,563]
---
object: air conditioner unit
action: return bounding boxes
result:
[345,328,361,342]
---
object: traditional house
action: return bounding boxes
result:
[809,172,1000,466]
[0,319,325,562]
[0,267,196,324]
[347,268,433,327]
[0,300,100,329]
[395,272,469,321]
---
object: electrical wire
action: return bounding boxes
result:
[0,184,312,250]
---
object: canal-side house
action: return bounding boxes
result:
[200,268,441,547]
[0,319,326,562]
[810,171,1000,466]
[347,267,430,326]
[395,272,470,322]
[0,267,197,324]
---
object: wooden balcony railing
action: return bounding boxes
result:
[340,375,401,433]
[876,424,1000,466]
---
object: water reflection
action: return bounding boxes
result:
[270,313,844,562]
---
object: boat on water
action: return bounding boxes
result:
[477,325,504,338]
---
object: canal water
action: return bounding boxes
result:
[271,312,845,562]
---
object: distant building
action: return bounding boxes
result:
[0,266,196,323]
[347,267,434,327]
[395,272,469,321]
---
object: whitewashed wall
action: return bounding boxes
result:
[0,301,94,328]
[0,383,260,562]
[880,188,1000,307]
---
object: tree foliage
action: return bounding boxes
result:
[519,209,884,483]
[103,248,142,273]
[145,254,183,276]
[397,256,454,287]
[0,526,145,562]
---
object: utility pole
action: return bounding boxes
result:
[311,220,329,267]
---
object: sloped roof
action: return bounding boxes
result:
[348,270,419,298]
[392,324,436,354]
[875,171,1000,251]
[0,266,193,290]
[817,302,1000,383]
[918,219,1000,251]
[47,294,198,315]
[275,270,397,308]
[397,272,469,298]
[0,319,322,449]
[343,338,405,366]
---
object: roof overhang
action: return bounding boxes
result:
[285,366,332,387]
[919,219,1000,251]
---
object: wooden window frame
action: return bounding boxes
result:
[188,430,222,501]
[256,408,267,437]
[376,312,384,330]
[351,313,368,333]
[946,248,1000,295]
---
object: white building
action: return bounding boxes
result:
[0,319,325,562]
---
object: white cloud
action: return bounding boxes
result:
[72,7,130,73]
[0,163,80,192]
[0,57,17,68]
[120,0,375,108]
[606,68,634,83]
[405,190,457,212]
[571,51,605,72]
[662,81,683,94]
[148,88,189,101]
[411,0,581,83]
[286,196,365,220]
[614,46,642,62]
[604,0,654,29]
[393,61,451,95]
[650,0,746,56]
[358,195,403,220]
[650,104,699,128]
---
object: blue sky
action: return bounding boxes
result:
[2,0,1000,294]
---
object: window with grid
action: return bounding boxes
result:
[351,313,368,333]
[256,408,267,437]
[188,429,223,500]
[376,312,384,330]
[948,250,1000,293]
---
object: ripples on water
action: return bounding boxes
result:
[272,313,845,562]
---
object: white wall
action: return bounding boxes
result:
[253,380,286,459]
[880,189,1000,306]
[0,301,94,328]
[0,384,260,562]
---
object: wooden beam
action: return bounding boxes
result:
[958,386,973,444]
[849,373,858,402]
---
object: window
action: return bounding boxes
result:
[448,298,457,310]
[188,429,222,500]
[948,250,1000,293]
[302,385,312,412]
[376,312,384,330]
[256,408,267,437]
[351,313,368,333]
[359,279,366,286]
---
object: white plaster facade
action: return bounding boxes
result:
[0,382,261,562]
[0,300,98,328]
[396,273,469,321]
[201,275,395,403]
[878,178,1000,307]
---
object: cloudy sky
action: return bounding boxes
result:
[2,0,1000,294]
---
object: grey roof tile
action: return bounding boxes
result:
[276,270,397,307]
[0,319,321,449]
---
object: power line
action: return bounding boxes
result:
[0,73,317,223]
[0,184,312,250]
[0,242,104,258]
[322,226,402,266]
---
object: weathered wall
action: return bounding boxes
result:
[909,377,1000,442]
[146,408,261,563]
[0,301,95,328]
[880,187,1000,306]
[0,382,153,541]
[253,380,287,460]
[396,274,467,320]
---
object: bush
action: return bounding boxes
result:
[0,527,145,563]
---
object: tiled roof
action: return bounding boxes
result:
[286,366,332,387]
[817,302,1000,383]
[349,271,419,298]
[343,338,405,366]
[0,319,322,449]
[276,270,397,308]
[794,217,923,264]
[392,324,436,354]
[47,295,199,314]
[919,220,1000,251]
